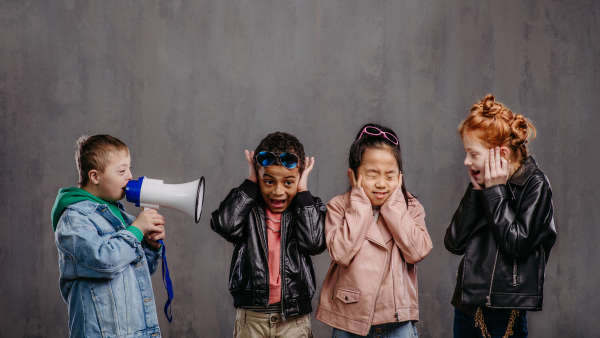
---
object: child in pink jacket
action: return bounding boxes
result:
[316,123,433,337]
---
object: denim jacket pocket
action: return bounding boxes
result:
[89,279,120,337]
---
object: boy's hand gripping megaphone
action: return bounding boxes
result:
[124,176,205,323]
[125,176,205,223]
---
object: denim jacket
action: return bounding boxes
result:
[55,200,162,338]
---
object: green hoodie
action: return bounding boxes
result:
[51,187,143,242]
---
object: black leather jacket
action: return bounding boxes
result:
[210,180,327,318]
[445,157,556,313]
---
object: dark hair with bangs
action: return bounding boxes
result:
[349,123,415,204]
[253,132,306,174]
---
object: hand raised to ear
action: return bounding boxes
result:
[298,157,314,192]
[484,147,511,188]
[245,150,257,183]
[348,168,362,188]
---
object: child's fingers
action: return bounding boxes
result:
[495,147,502,174]
[357,175,363,188]
[307,157,315,171]
[151,216,165,226]
[144,208,158,215]
[151,231,165,241]
[484,156,490,180]
[489,149,497,178]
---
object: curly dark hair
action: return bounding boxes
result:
[254,132,306,174]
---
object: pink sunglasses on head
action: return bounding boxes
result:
[358,126,399,146]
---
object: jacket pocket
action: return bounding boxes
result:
[336,288,360,304]
[89,279,119,337]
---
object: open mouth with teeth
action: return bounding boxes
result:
[270,199,287,209]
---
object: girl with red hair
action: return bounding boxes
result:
[444,95,556,337]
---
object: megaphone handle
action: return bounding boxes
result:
[141,208,174,323]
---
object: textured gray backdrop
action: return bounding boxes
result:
[1,1,599,337]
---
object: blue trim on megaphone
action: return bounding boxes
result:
[125,176,144,204]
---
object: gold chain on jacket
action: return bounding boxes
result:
[475,308,520,338]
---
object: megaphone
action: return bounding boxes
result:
[125,176,205,223]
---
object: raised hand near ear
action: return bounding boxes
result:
[245,150,257,183]
[298,157,315,192]
[348,168,362,188]
[484,147,511,188]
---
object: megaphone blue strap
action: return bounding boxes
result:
[158,239,174,323]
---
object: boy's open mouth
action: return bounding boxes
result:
[472,169,481,177]
[270,199,286,208]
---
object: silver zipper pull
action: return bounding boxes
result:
[395,312,400,322]
[486,296,491,307]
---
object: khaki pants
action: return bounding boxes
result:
[233,308,313,338]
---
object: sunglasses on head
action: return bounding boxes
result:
[358,126,399,146]
[255,151,299,169]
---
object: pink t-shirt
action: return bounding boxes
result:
[265,208,282,304]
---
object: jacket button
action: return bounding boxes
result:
[345,296,348,301]
[375,328,382,333]
[271,316,277,322]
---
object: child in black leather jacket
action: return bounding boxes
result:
[445,95,556,338]
[210,132,326,338]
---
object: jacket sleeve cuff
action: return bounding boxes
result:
[239,179,261,200]
[126,225,144,242]
[466,184,484,203]
[350,187,371,204]
[295,191,315,208]
[480,184,510,202]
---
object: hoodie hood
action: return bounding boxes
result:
[51,187,124,231]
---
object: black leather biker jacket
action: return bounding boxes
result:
[210,180,327,318]
[444,157,556,313]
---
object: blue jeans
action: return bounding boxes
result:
[333,321,417,338]
[453,308,528,338]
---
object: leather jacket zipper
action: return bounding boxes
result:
[513,260,518,286]
[252,209,270,307]
[369,250,389,326]
[279,213,286,322]
[486,246,500,307]
[391,252,400,322]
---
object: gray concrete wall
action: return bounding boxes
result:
[1,1,598,336]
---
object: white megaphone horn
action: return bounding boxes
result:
[125,176,205,223]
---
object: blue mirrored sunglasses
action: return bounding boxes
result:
[255,151,299,169]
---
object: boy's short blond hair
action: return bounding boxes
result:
[76,135,129,187]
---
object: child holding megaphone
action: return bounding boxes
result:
[51,135,165,338]
[211,132,327,338]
